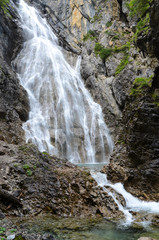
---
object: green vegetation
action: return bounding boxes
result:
[115,54,129,76]
[94,43,113,60]
[0,227,6,240]
[23,164,33,176]
[83,30,97,42]
[90,6,102,23]
[94,42,130,61]
[128,0,152,18]
[134,13,150,41]
[90,14,102,23]
[106,21,112,28]
[128,0,152,40]
[14,235,25,240]
[111,35,120,41]
[42,151,51,158]
[0,0,10,15]
[0,227,18,240]
[83,0,152,76]
[130,75,153,96]
[152,90,159,107]
[10,229,17,234]
[0,227,5,235]
[114,42,131,53]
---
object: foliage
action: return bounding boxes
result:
[94,43,113,60]
[106,21,112,28]
[26,169,32,176]
[0,227,17,240]
[114,42,131,53]
[130,75,153,95]
[14,235,25,240]
[94,42,131,61]
[10,229,17,233]
[111,35,120,41]
[115,54,129,76]
[90,6,102,23]
[0,227,6,240]
[23,164,30,169]
[128,0,152,18]
[128,0,152,40]
[134,13,150,41]
[0,227,5,235]
[23,164,33,176]
[83,30,97,42]
[90,14,102,23]
[42,151,50,156]
[0,0,10,15]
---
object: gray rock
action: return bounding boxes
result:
[7,234,15,240]
[0,6,29,144]
[0,210,5,219]
[112,67,135,109]
[138,238,157,240]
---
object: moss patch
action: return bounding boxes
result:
[130,75,153,96]
[94,42,131,61]
[83,30,97,42]
[115,54,129,76]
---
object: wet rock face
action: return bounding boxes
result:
[121,92,159,197]
[106,0,159,197]
[0,8,29,144]
[27,0,96,54]
[149,0,159,59]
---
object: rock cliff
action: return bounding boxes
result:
[0,5,29,144]
[30,0,159,200]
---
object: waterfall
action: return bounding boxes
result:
[12,0,159,227]
[13,0,114,164]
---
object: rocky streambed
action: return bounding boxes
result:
[1,214,159,240]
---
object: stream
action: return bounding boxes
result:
[1,214,159,240]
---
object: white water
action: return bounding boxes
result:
[13,0,114,164]
[91,171,159,227]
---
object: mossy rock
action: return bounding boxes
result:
[14,235,26,240]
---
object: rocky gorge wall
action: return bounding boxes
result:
[28,0,159,200]
[0,5,29,144]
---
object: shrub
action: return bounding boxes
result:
[94,43,113,60]
[128,0,152,18]
[106,21,112,28]
[128,0,152,40]
[130,75,153,95]
[94,42,131,61]
[115,54,129,76]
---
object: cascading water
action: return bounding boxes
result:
[91,171,159,227]
[13,0,114,164]
[13,0,159,228]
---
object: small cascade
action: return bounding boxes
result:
[13,0,114,164]
[91,171,159,227]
